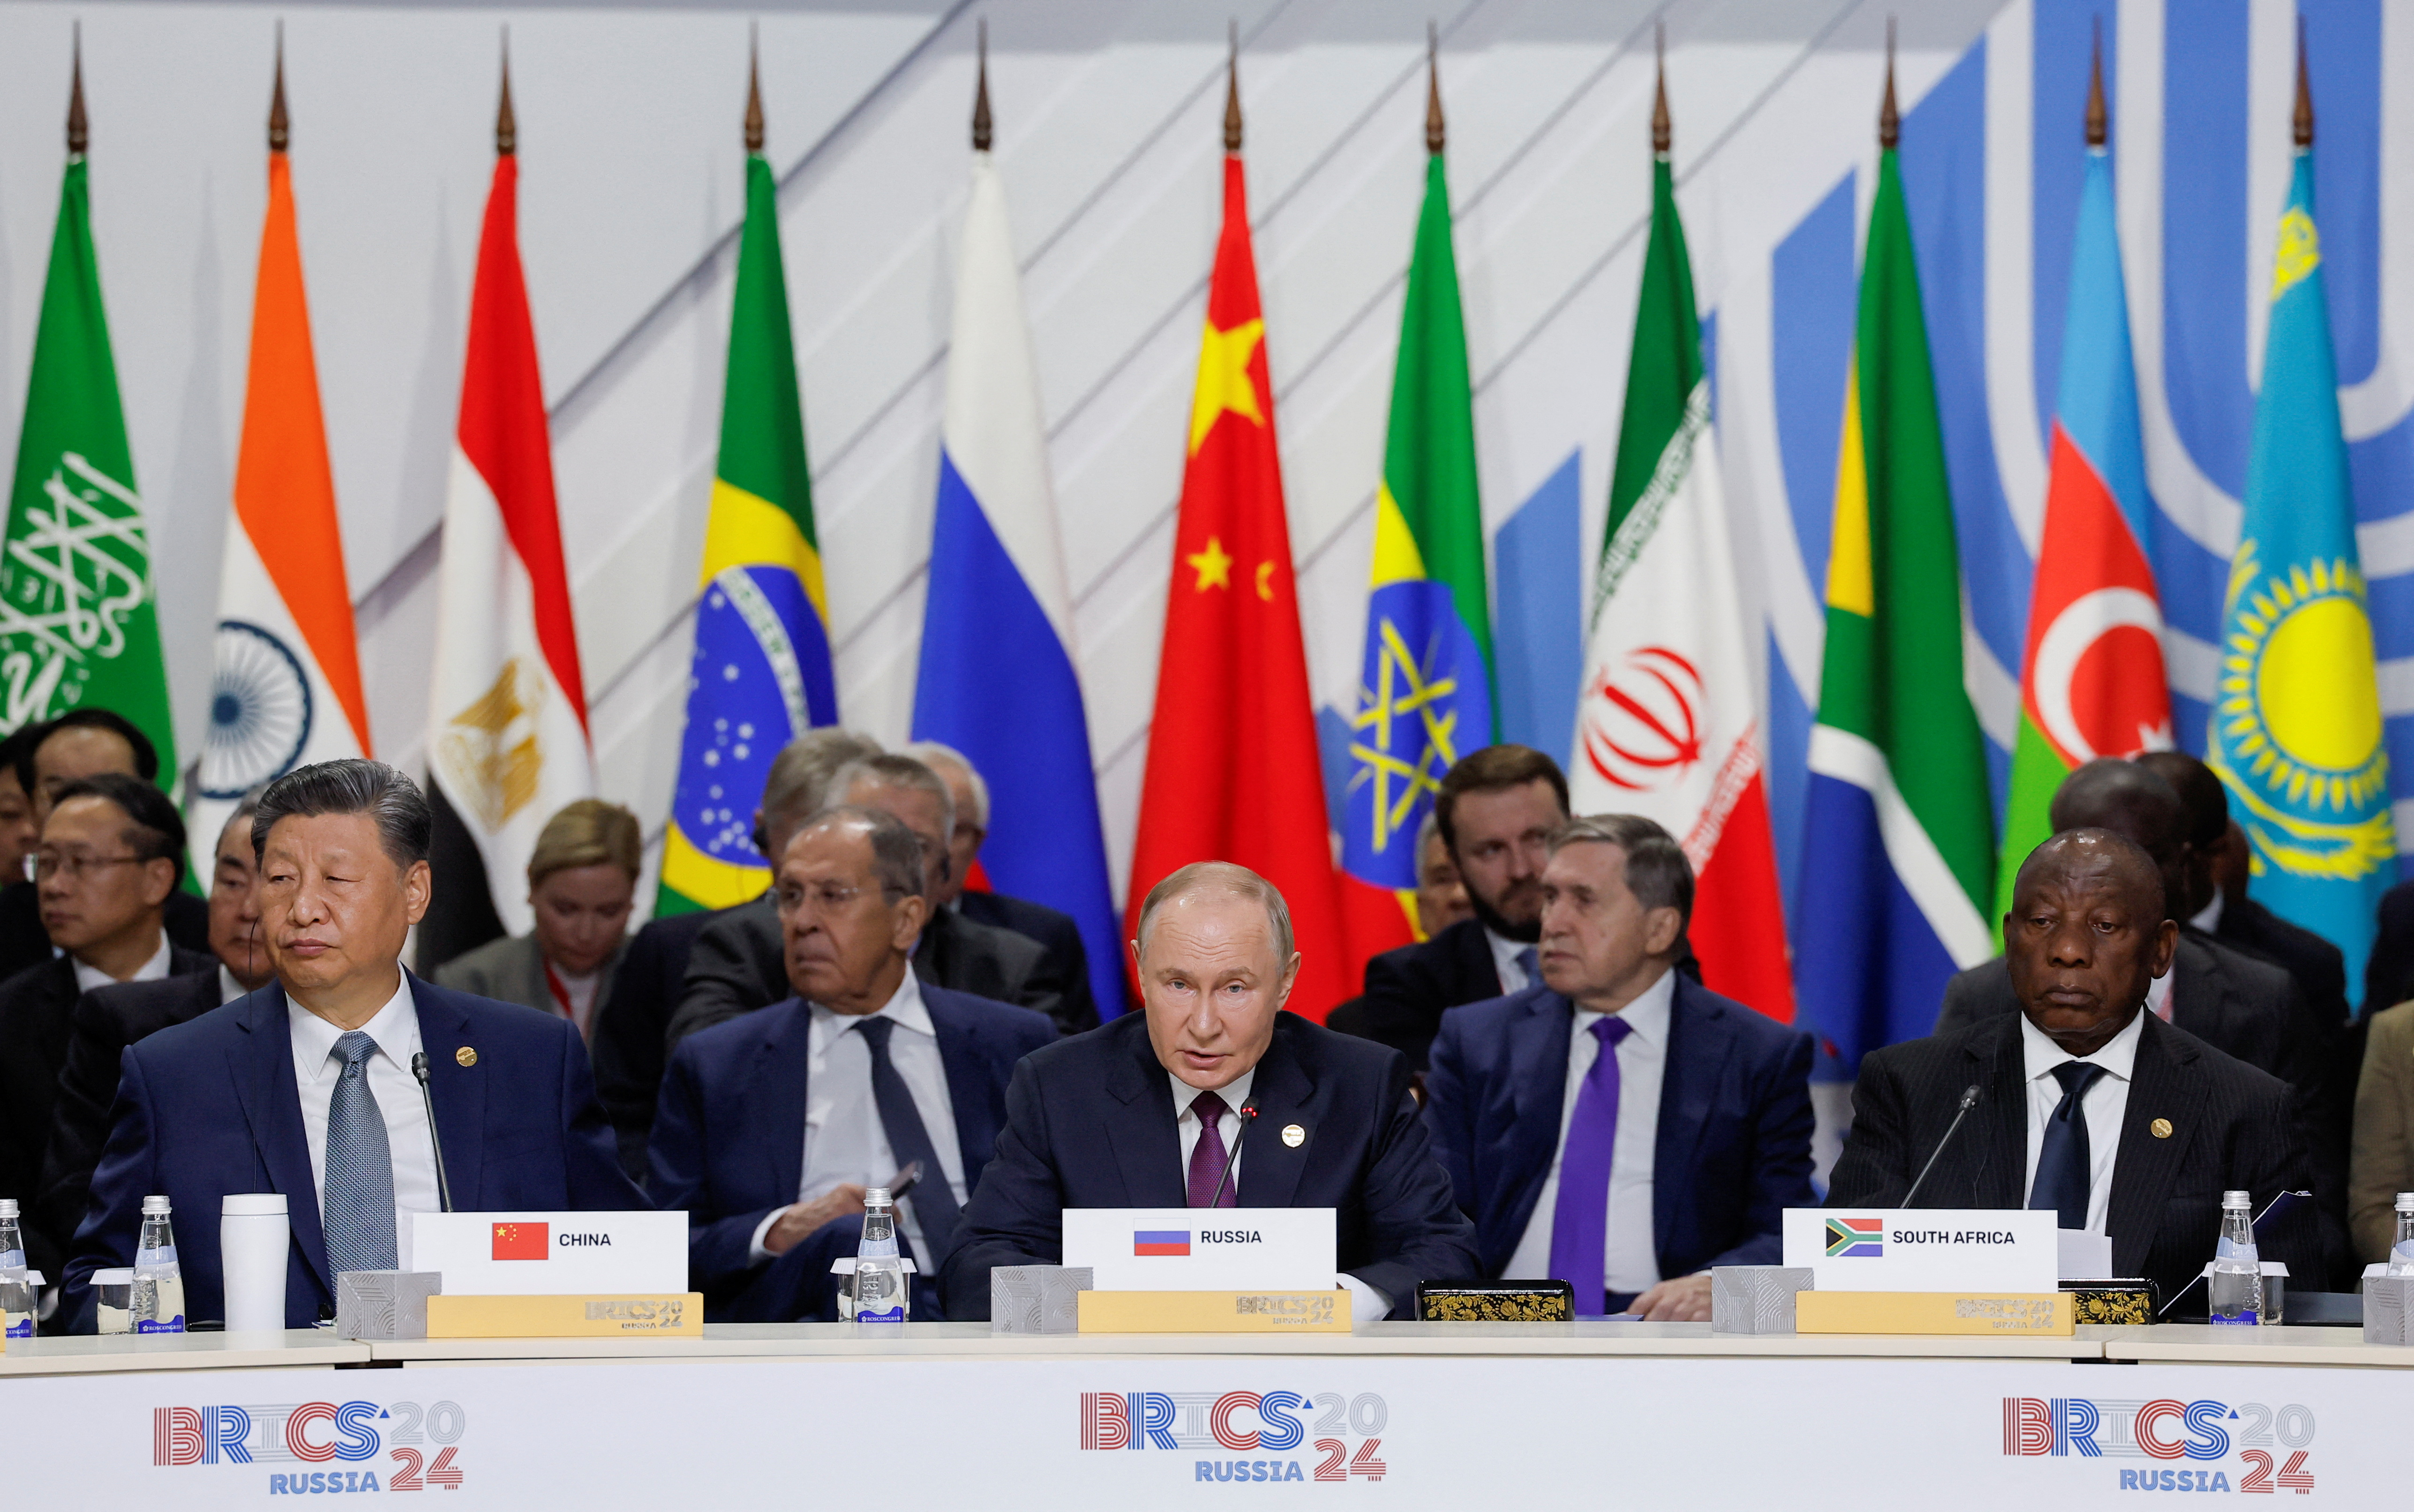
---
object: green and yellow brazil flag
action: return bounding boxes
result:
[656,137,838,914]
[0,142,177,767]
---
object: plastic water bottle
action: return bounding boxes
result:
[851,1187,908,1324]
[2208,1189,2261,1325]
[2390,1192,2414,1277]
[133,1195,188,1334]
[0,1198,31,1339]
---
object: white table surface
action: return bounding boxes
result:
[2091,1322,2414,1368]
[0,1329,370,1377]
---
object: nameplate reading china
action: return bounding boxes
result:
[1062,1208,1336,1293]
[404,1212,686,1297]
[1781,1209,2056,1294]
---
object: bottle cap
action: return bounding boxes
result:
[142,1195,172,1215]
[0,1198,18,1219]
[223,1193,288,1217]
[2398,1192,2414,1212]
[2222,1190,2250,1207]
[864,1187,890,1206]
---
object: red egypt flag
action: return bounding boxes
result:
[1125,154,1355,1020]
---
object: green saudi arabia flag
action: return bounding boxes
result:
[1341,148,1491,898]
[655,149,839,916]
[0,157,178,769]
[1791,141,1997,1069]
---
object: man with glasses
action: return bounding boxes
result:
[0,774,213,1280]
[650,806,1053,1320]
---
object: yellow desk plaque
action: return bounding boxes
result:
[425,1293,704,1339]
[1078,1289,1352,1334]
[1794,1291,2075,1336]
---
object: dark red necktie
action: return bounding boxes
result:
[1186,1090,1237,1208]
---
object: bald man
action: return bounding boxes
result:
[1935,760,2320,1100]
[942,862,1478,1322]
[1834,830,2318,1306]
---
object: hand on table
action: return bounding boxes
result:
[762,1183,867,1257]
[1630,1272,1714,1322]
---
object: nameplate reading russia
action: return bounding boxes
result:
[1779,1208,2057,1293]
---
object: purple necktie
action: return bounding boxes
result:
[1549,1015,1635,1316]
[1186,1089,1238,1208]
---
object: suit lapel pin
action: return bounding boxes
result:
[456,1046,479,1068]
[1281,1123,1305,1148]
[2150,1117,2172,1139]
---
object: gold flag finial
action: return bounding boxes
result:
[496,30,517,156]
[973,17,993,152]
[1425,22,1445,154]
[2084,17,2107,148]
[269,21,289,153]
[66,22,88,158]
[745,23,765,153]
[1651,21,1671,157]
[1878,17,1899,150]
[1224,20,1242,153]
[2293,16,2314,149]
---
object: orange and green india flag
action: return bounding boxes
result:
[657,135,837,915]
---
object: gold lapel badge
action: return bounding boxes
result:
[1281,1124,1306,1148]
[2150,1117,2173,1139]
[456,1046,479,1068]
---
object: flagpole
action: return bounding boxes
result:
[1225,20,1242,155]
[66,22,86,160]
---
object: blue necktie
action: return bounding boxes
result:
[853,1016,963,1265]
[2028,1061,2106,1230]
[1549,1015,1635,1316]
[323,1031,398,1275]
[1515,946,1540,989]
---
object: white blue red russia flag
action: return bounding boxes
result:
[913,150,1124,1018]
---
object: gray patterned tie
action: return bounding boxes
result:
[323,1031,398,1274]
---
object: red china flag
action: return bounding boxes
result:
[491,1222,549,1261]
[1124,151,1352,1020]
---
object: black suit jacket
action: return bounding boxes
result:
[665,897,1079,1045]
[941,1010,1480,1318]
[1354,919,1504,1072]
[959,890,1097,1032]
[588,906,721,1178]
[36,967,227,1271]
[0,944,214,1274]
[2218,897,2348,1030]
[0,882,210,985]
[2363,879,2414,1014]
[1829,1011,2320,1306]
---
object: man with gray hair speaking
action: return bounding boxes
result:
[942,861,1478,1322]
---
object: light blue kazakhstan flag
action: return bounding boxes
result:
[2210,148,2395,1008]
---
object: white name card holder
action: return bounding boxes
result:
[404,1211,688,1297]
[1780,1208,2059,1294]
[1061,1208,1336,1293]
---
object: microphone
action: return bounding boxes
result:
[1899,1084,1981,1208]
[1206,1098,1260,1210]
[410,1053,456,1213]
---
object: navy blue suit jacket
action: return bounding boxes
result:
[1423,975,1815,1279]
[647,984,1056,1315]
[940,1010,1481,1318]
[67,975,641,1329]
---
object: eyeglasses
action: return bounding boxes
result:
[29,852,147,884]
[775,880,885,916]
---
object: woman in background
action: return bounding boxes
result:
[435,799,640,1042]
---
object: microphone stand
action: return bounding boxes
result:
[1205,1099,1259,1209]
[410,1053,455,1213]
[1900,1084,1981,1208]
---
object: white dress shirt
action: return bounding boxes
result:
[749,968,966,1263]
[1504,966,1677,1296]
[2018,1008,2146,1235]
[2191,893,2226,934]
[1169,1067,1390,1325]
[2145,966,2174,1023]
[287,970,442,1239]
[1486,929,1537,995]
[218,965,250,1005]
[71,933,171,996]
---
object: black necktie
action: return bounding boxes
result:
[2028,1061,2106,1230]
[852,1016,964,1265]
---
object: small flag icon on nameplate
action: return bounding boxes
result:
[492,1222,549,1261]
[1133,1230,1191,1257]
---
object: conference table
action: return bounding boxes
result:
[5,1321,2406,1505]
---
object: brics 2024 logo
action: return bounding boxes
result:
[152,1397,468,1494]
[1826,1217,1883,1257]
[2002,1397,2316,1494]
[1080,1390,1389,1484]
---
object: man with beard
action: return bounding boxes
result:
[1349,747,1568,1071]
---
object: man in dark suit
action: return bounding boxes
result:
[590,907,721,1178]
[1934,759,2326,1100]
[36,799,277,1271]
[0,712,211,982]
[0,775,215,1277]
[944,861,1479,1321]
[1836,829,2319,1306]
[1425,816,1813,1318]
[67,760,639,1329]
[1351,746,1571,1070]
[669,752,1086,1043]
[651,807,1053,1320]
[909,741,1099,1023]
